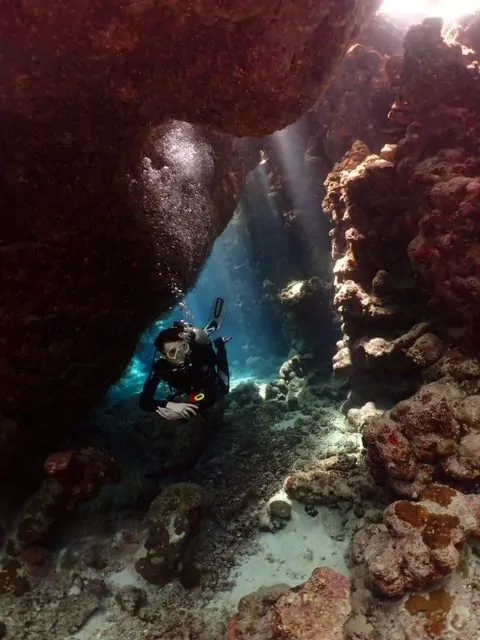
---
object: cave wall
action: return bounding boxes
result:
[237,13,404,367]
[324,13,480,411]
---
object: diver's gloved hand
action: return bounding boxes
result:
[156,402,198,421]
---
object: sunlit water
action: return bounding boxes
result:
[379,0,480,22]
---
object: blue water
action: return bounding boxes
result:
[105,213,290,402]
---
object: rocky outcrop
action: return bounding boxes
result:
[352,484,480,597]
[6,448,120,557]
[279,277,337,360]
[285,453,377,506]
[307,14,403,173]
[357,351,480,496]
[323,143,431,408]
[319,17,480,635]
[135,483,212,586]
[0,447,118,598]
[324,16,480,412]
[227,567,351,640]
[225,12,400,371]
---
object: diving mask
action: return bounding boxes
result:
[165,341,190,361]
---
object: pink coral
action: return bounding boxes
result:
[44,447,120,510]
[352,484,480,597]
[274,568,351,640]
[227,568,351,640]
[361,381,475,495]
[362,416,417,481]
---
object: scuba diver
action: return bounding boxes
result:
[139,298,230,421]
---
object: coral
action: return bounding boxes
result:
[44,448,121,509]
[284,454,375,506]
[227,585,291,640]
[322,13,480,434]
[359,375,480,495]
[405,333,446,368]
[352,484,480,597]
[267,490,292,521]
[115,585,147,616]
[135,483,212,586]
[404,589,454,638]
[280,356,304,381]
[442,434,480,481]
[273,568,351,639]
[347,402,383,432]
[227,567,351,640]
[323,142,432,408]
[389,19,480,350]
[5,448,119,556]
[226,383,264,418]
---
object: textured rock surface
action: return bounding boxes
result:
[359,357,480,496]
[352,484,480,597]
[323,15,480,416]
[323,143,431,408]
[6,448,119,557]
[0,0,380,137]
[227,567,351,640]
[135,483,212,586]
[1,122,250,478]
[285,453,377,506]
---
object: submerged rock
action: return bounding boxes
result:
[135,482,212,586]
[227,567,351,639]
[352,485,480,597]
[6,447,120,555]
[285,454,372,506]
[267,490,292,521]
[115,585,147,616]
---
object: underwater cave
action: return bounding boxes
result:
[3,1,480,638]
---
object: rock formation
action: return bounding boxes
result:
[227,567,351,640]
[135,483,212,586]
[321,12,480,621]
[352,484,480,597]
[324,15,480,409]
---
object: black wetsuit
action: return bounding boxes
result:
[139,328,229,413]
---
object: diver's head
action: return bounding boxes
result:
[154,326,191,365]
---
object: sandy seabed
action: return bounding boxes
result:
[1,401,361,640]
